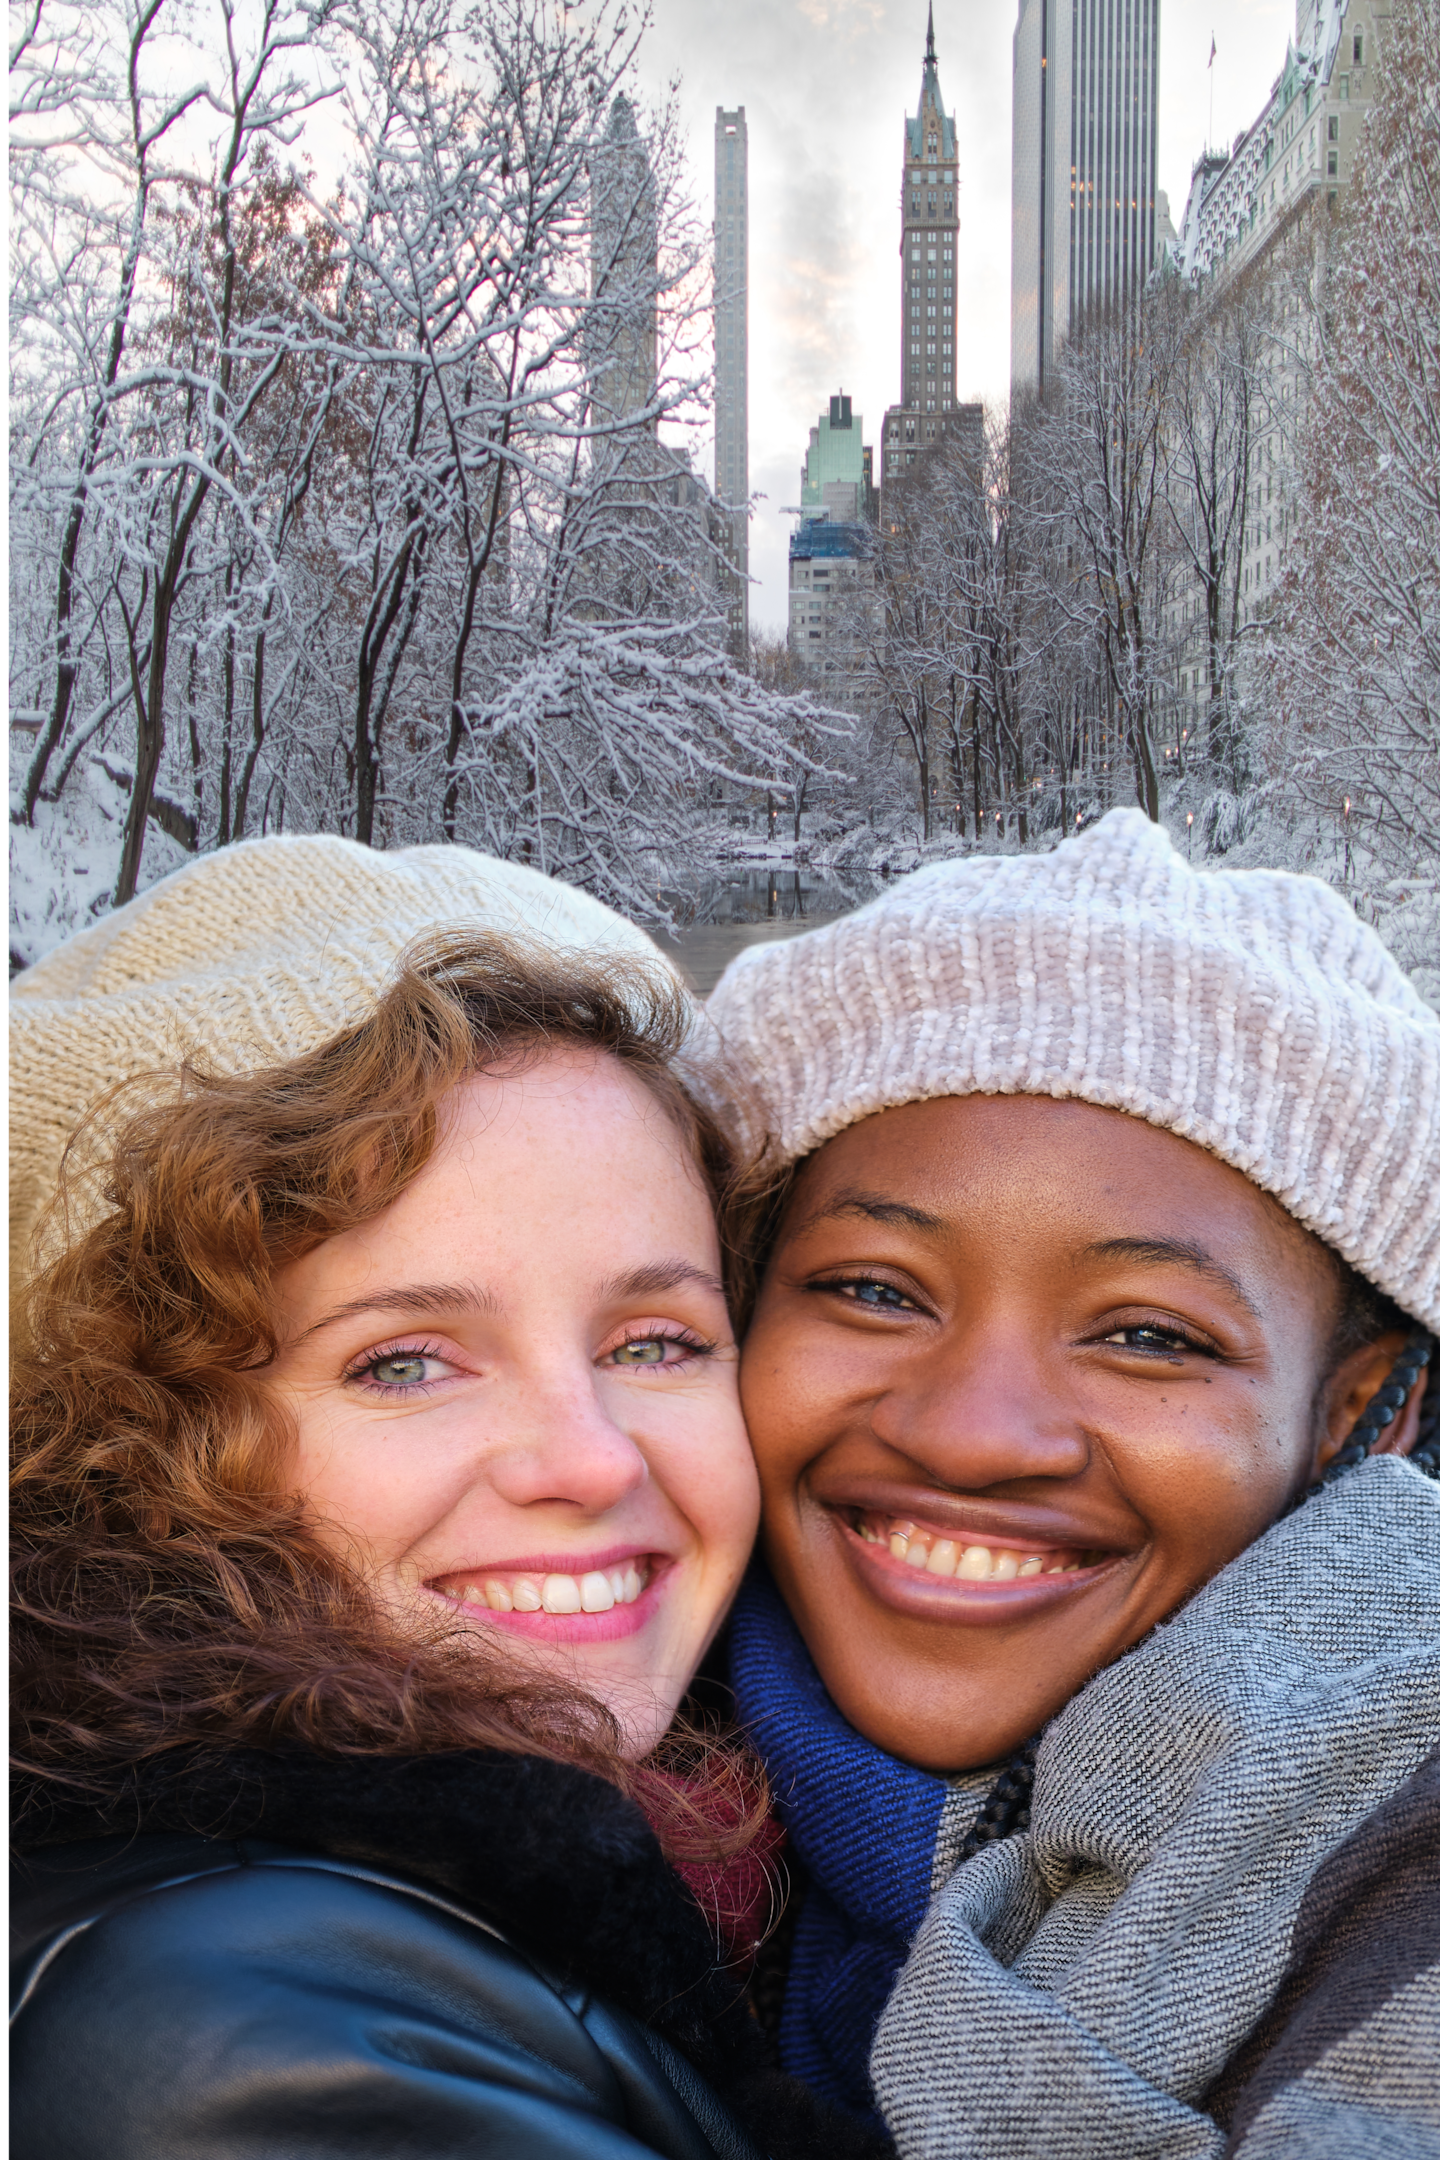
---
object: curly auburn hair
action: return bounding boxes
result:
[10,931,759,1860]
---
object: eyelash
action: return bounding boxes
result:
[342,1338,454,1397]
[607,1325,716,1369]
[340,1326,716,1394]
[813,1274,925,1314]
[811,1282,1219,1360]
[1098,1320,1218,1358]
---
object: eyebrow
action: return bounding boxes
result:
[793,1187,946,1238]
[300,1262,726,1341]
[1080,1237,1262,1320]
[300,1280,501,1339]
[599,1260,727,1303]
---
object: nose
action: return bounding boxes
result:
[869,1327,1089,1489]
[483,1368,650,1517]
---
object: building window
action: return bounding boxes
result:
[1328,116,1339,141]
[1327,149,1338,175]
[1340,73,1350,99]
[1353,32,1363,61]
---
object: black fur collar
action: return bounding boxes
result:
[14,1748,894,2160]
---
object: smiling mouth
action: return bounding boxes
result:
[849,1510,1109,1581]
[432,1558,653,1616]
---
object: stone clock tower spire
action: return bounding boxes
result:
[881,9,982,504]
[900,7,958,413]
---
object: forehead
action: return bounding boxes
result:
[786,1093,1326,1281]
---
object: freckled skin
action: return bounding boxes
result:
[267,1052,760,1758]
[741,1096,1420,1774]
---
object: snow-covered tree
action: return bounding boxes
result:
[10,0,847,951]
[1263,0,1440,877]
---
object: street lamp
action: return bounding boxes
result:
[1186,810,1194,857]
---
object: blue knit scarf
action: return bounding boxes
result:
[727,1562,949,2120]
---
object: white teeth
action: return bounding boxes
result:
[455,1561,650,1615]
[870,1513,1091,1582]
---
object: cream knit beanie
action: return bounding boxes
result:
[705,809,1440,1332]
[10,834,678,1277]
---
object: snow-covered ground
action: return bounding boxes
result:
[11,746,1436,1012]
[9,751,189,969]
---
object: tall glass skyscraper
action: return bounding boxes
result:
[1010,0,1160,395]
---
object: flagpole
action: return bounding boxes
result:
[1208,31,1216,151]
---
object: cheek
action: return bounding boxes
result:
[1106,1380,1304,1563]
[652,1391,762,1564]
[290,1400,469,1567]
[739,1307,848,1497]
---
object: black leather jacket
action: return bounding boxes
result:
[11,1830,760,2159]
[9,1749,891,2160]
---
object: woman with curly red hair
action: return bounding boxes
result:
[9,838,883,2160]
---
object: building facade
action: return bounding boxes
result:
[589,94,657,433]
[714,108,749,655]
[879,8,979,507]
[800,392,872,522]
[787,395,878,681]
[1163,0,1384,735]
[900,7,959,415]
[787,516,875,684]
[1010,0,1161,395]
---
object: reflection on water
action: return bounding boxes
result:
[653,864,879,997]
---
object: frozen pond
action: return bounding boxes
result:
[653,864,878,996]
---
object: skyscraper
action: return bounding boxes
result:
[714,107,749,655]
[1010,0,1161,396]
[590,94,657,433]
[900,8,959,415]
[881,11,982,503]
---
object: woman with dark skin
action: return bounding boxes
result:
[708,811,1440,2159]
[744,1093,1424,1771]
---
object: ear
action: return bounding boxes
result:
[1312,1330,1427,1477]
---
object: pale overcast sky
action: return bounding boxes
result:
[636,0,1294,634]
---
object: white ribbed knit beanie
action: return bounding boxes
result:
[10,834,679,1277]
[705,809,1440,1332]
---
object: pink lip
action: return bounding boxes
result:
[836,1516,1124,1629]
[432,1542,659,1578]
[424,1549,672,1646]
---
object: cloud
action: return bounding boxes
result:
[638,0,1291,633]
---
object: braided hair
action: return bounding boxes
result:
[961,1327,1438,1857]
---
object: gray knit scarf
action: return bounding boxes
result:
[870,1455,1440,2159]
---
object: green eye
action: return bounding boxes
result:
[371,1355,428,1386]
[613,1339,668,1365]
